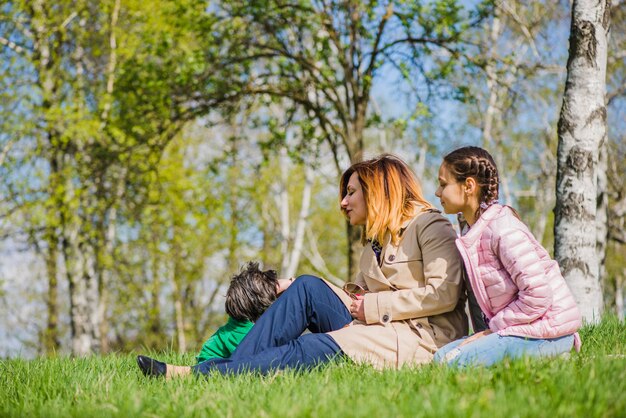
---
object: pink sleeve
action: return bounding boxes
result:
[488,228,552,332]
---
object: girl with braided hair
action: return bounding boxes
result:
[434,146,582,367]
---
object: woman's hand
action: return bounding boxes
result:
[350,295,365,321]
[459,329,493,347]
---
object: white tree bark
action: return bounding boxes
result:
[66,242,100,356]
[97,168,126,353]
[555,0,610,323]
[171,254,187,353]
[277,144,313,280]
[278,147,291,276]
[63,198,101,356]
[596,141,609,293]
[283,164,313,279]
[303,226,342,285]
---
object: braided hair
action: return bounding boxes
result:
[442,146,501,221]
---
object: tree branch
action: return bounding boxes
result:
[245,83,347,146]
[319,2,356,119]
[245,41,348,123]
[100,0,121,126]
[302,225,342,285]
[364,2,394,79]
[608,79,626,106]
[0,36,28,54]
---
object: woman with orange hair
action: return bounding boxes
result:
[137,154,468,378]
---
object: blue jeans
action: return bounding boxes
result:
[434,332,575,368]
[192,275,352,375]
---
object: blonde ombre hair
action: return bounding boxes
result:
[340,154,434,245]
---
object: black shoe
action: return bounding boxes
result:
[137,355,167,378]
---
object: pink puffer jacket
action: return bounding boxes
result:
[455,205,581,346]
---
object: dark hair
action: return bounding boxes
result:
[442,146,502,221]
[225,262,278,322]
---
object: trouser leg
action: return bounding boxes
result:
[229,275,352,359]
[440,333,575,367]
[433,337,467,363]
[192,333,342,375]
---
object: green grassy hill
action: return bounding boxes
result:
[1,317,625,417]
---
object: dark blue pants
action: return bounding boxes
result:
[192,275,352,375]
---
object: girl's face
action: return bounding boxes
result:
[435,163,467,215]
[341,172,367,226]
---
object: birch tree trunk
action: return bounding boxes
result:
[277,144,314,280]
[42,233,60,354]
[63,215,101,355]
[278,147,291,276]
[96,2,122,353]
[596,141,609,297]
[283,164,313,279]
[97,187,121,353]
[555,0,611,323]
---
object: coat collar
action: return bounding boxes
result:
[458,204,504,246]
[360,233,393,287]
[358,211,427,288]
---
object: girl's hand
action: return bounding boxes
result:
[349,295,365,321]
[276,277,295,294]
[459,329,493,347]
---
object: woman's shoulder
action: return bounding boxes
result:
[405,208,457,242]
[413,207,445,221]
[402,208,445,230]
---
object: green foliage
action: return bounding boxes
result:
[2,0,624,358]
[217,0,484,163]
[0,0,249,354]
[0,317,624,417]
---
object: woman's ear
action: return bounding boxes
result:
[464,177,478,195]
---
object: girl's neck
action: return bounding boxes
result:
[463,201,480,226]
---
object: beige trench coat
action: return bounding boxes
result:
[325,209,468,369]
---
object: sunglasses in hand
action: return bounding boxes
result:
[343,282,369,300]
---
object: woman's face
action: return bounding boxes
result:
[341,172,367,226]
[435,163,466,215]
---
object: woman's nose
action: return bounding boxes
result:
[341,196,348,207]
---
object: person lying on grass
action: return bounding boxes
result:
[137,154,469,379]
[433,146,582,367]
[195,261,294,364]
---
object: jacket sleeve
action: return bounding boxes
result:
[488,226,553,332]
[363,213,464,324]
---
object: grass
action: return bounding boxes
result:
[1,317,625,418]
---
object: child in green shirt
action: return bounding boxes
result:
[196,262,294,363]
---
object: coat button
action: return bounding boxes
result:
[388,255,395,262]
[417,323,423,328]
[382,314,390,322]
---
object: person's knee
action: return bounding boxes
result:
[293,274,324,291]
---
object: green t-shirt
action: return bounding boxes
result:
[196,317,254,363]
